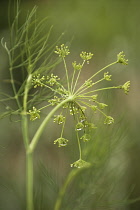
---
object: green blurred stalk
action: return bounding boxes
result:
[26,151,34,210]
[54,169,78,210]
[54,167,90,210]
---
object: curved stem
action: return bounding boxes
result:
[29,96,74,153]
[54,169,79,210]
[54,166,89,210]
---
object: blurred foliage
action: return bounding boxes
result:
[0,0,140,209]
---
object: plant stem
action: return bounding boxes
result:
[54,166,89,210]
[54,169,79,210]
[26,151,34,210]
[63,58,70,92]
[22,74,32,149]
[72,68,82,94]
[22,113,33,210]
[21,115,29,150]
[76,77,105,95]
[81,86,120,96]
[9,66,21,108]
[77,131,82,159]
[75,61,117,95]
[70,69,76,93]
[72,60,85,94]
[29,96,74,153]
[22,74,34,210]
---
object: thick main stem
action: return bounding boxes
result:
[22,74,34,210]
[26,151,34,210]
[22,113,34,210]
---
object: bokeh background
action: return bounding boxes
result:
[0,0,140,209]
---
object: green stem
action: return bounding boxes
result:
[81,86,120,96]
[22,113,33,210]
[54,169,79,210]
[96,106,108,117]
[76,77,105,95]
[21,115,29,150]
[72,68,82,94]
[54,166,89,210]
[39,82,64,95]
[60,119,66,137]
[9,66,21,108]
[86,61,117,83]
[76,131,82,159]
[75,61,117,95]
[39,104,51,111]
[63,58,70,92]
[72,60,85,94]
[29,96,74,153]
[23,74,32,110]
[21,74,33,210]
[77,100,91,108]
[70,69,76,93]
[26,151,34,210]
[22,74,32,149]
